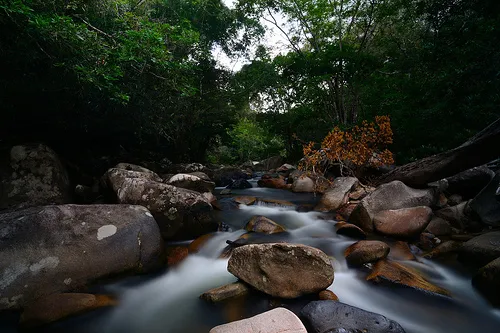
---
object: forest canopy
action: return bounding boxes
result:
[1,0,499,172]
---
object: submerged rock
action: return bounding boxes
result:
[200,282,249,303]
[301,300,406,333]
[210,307,307,333]
[20,293,116,328]
[315,177,359,212]
[234,196,257,205]
[344,240,390,266]
[350,181,437,232]
[0,204,162,310]
[0,143,71,210]
[373,206,433,238]
[366,260,449,296]
[245,216,286,234]
[227,243,334,298]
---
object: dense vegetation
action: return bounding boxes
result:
[1,0,499,173]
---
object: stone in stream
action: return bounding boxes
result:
[457,231,500,268]
[373,206,433,239]
[258,174,288,189]
[387,241,416,261]
[245,216,286,234]
[104,168,217,240]
[210,307,307,333]
[472,257,500,307]
[300,300,406,333]
[425,217,452,236]
[292,175,330,193]
[315,177,359,212]
[166,173,216,193]
[423,241,462,259]
[318,290,339,301]
[114,163,161,180]
[344,240,390,266]
[0,143,72,211]
[165,246,189,266]
[234,196,257,205]
[335,222,366,239]
[258,198,296,208]
[469,171,500,226]
[227,178,253,189]
[0,204,163,310]
[20,293,117,329]
[227,243,334,298]
[435,201,471,230]
[366,260,450,296]
[200,282,249,303]
[349,181,437,232]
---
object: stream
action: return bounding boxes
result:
[14,177,500,332]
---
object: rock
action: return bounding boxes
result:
[234,196,257,205]
[366,260,449,296]
[166,173,215,193]
[227,243,334,298]
[228,179,253,189]
[166,163,208,174]
[165,246,189,266]
[0,144,71,210]
[335,222,366,239]
[458,231,500,267]
[258,198,295,208]
[448,194,463,206]
[245,216,286,234]
[292,175,315,193]
[472,257,500,307]
[435,201,470,229]
[318,290,338,301]
[105,168,216,240]
[20,293,117,328]
[349,185,375,201]
[350,181,437,232]
[315,177,359,212]
[219,189,232,195]
[276,164,296,177]
[115,163,160,179]
[336,203,358,220]
[388,241,416,261]
[425,217,452,236]
[344,241,390,266]
[440,166,495,199]
[209,167,249,187]
[373,206,433,238]
[0,204,162,310]
[210,307,307,333]
[312,176,332,194]
[418,232,439,251]
[423,241,462,259]
[200,282,249,303]
[188,171,212,181]
[255,156,284,172]
[301,300,406,333]
[258,174,288,189]
[469,171,500,226]
[189,233,217,253]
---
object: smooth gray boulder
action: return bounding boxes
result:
[315,177,359,212]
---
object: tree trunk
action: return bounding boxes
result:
[375,118,500,188]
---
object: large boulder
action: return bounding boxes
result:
[469,171,500,226]
[114,163,161,180]
[227,243,334,298]
[0,204,163,310]
[0,144,71,210]
[425,217,452,236]
[472,257,500,307]
[258,174,288,189]
[209,167,249,187]
[349,181,437,232]
[166,173,215,193]
[315,177,359,212]
[344,240,390,266]
[301,300,406,333]
[435,201,471,229]
[433,166,495,199]
[458,231,500,268]
[210,307,307,333]
[373,206,433,239]
[105,168,216,239]
[254,156,284,172]
[227,179,253,189]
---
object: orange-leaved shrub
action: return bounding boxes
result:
[299,116,394,175]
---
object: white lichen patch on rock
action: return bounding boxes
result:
[63,278,72,285]
[97,225,117,240]
[29,257,60,274]
[1,263,28,289]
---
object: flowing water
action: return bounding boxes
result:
[7,178,500,332]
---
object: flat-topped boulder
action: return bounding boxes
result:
[373,206,433,238]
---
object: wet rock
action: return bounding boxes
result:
[472,257,500,307]
[115,163,161,179]
[337,203,358,220]
[105,168,216,240]
[318,290,338,301]
[458,231,500,268]
[469,171,500,226]
[388,241,416,261]
[366,260,449,296]
[210,307,307,333]
[188,171,212,181]
[335,222,366,239]
[292,175,315,193]
[258,174,288,189]
[165,246,189,266]
[219,189,232,195]
[418,232,440,251]
[0,144,71,210]
[166,173,215,193]
[349,185,375,201]
[234,196,257,205]
[255,156,284,172]
[350,181,437,232]
[276,164,296,177]
[425,217,452,236]
[245,216,286,234]
[200,282,249,303]
[448,194,463,206]
[228,243,334,298]
[228,179,252,189]
[373,206,433,238]
[0,204,162,310]
[344,240,390,266]
[20,293,117,328]
[209,167,249,187]
[423,241,462,259]
[301,300,406,333]
[438,166,495,199]
[315,177,359,212]
[435,201,470,229]
[258,198,295,208]
[188,233,217,253]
